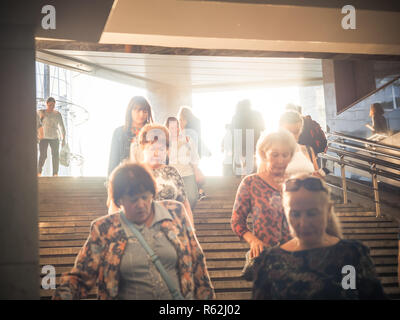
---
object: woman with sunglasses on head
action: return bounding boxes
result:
[252,173,387,299]
[231,130,297,261]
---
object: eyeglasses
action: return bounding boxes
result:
[284,177,328,193]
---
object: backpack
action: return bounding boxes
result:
[298,116,327,154]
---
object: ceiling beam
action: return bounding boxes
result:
[36,40,400,61]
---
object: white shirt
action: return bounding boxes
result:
[169,133,200,177]
[285,144,314,178]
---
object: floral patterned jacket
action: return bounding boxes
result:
[53,200,215,300]
[231,174,291,247]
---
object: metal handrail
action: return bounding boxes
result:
[321,132,400,217]
[328,132,400,154]
[327,146,400,171]
[328,140,400,162]
[320,153,400,182]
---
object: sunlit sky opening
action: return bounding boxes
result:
[70,73,146,177]
[192,87,301,176]
[55,70,301,177]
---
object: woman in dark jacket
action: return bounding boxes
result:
[108,96,154,176]
[368,103,388,135]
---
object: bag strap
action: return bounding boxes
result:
[306,145,313,161]
[119,211,184,300]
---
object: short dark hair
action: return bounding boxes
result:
[110,162,157,207]
[46,97,55,103]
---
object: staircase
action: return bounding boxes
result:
[38,177,400,299]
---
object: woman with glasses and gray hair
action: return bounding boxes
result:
[252,173,387,299]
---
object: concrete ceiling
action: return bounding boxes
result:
[39,48,323,89]
[100,0,400,55]
[28,0,400,90]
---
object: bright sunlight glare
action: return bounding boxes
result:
[192,87,301,176]
[70,73,146,177]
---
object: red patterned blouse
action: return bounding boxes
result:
[231,174,291,247]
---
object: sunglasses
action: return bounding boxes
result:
[284,177,328,193]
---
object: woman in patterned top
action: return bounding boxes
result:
[138,123,194,225]
[253,173,387,299]
[231,130,297,260]
[53,163,215,300]
[108,124,194,225]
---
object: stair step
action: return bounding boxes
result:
[216,291,252,300]
[37,177,400,300]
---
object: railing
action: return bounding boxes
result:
[320,132,400,217]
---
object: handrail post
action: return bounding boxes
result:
[340,155,348,204]
[371,164,381,218]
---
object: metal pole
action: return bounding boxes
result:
[371,164,381,217]
[340,155,348,204]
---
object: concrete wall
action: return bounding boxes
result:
[323,59,400,138]
[147,83,192,125]
[0,24,39,299]
[299,84,327,130]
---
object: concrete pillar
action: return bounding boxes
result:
[299,85,326,130]
[322,59,339,133]
[0,24,39,299]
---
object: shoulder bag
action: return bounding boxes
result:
[119,211,184,300]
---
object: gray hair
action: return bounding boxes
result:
[256,129,297,171]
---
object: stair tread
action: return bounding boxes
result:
[37,178,400,300]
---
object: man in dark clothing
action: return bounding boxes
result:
[231,99,265,176]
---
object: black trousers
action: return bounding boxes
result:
[38,139,60,175]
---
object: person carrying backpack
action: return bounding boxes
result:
[285,104,327,155]
[298,115,328,155]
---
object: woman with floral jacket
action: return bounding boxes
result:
[53,163,215,300]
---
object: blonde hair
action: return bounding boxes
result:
[282,173,343,239]
[256,129,297,173]
[138,123,170,148]
[279,110,304,128]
